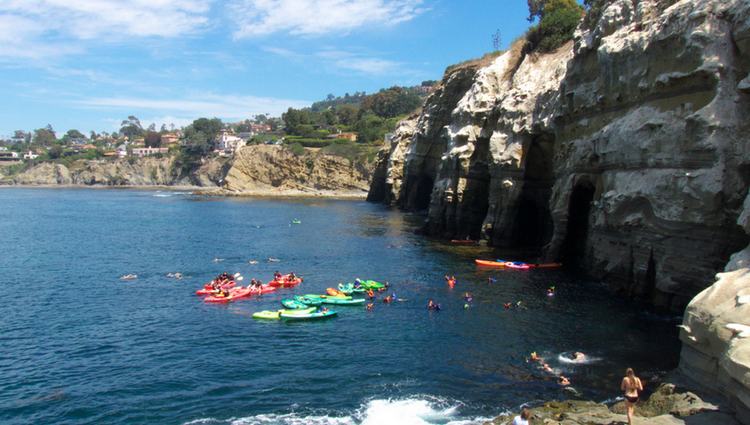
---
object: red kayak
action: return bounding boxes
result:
[196,281,236,296]
[451,239,478,245]
[475,259,563,269]
[268,275,303,287]
[204,287,253,303]
[249,284,278,295]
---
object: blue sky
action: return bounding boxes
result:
[0,1,531,136]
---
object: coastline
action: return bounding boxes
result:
[0,183,369,199]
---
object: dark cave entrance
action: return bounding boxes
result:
[511,134,555,249]
[414,174,434,211]
[561,182,595,269]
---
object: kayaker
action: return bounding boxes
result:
[288,272,296,281]
[274,271,282,280]
[320,306,329,313]
[367,289,375,299]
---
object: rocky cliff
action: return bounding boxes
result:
[369,0,750,312]
[4,156,228,187]
[223,144,372,196]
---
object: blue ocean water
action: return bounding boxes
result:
[0,189,681,424]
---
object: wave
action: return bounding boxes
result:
[557,352,601,365]
[183,397,493,425]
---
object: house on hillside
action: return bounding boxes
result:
[161,133,180,147]
[327,132,358,142]
[23,151,39,160]
[215,129,246,156]
[132,147,168,157]
[0,151,20,161]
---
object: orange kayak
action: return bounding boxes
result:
[326,287,345,296]
[474,259,563,269]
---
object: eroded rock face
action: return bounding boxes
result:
[223,144,371,195]
[9,156,228,187]
[679,191,750,424]
[370,0,750,311]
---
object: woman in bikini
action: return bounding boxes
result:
[620,367,643,425]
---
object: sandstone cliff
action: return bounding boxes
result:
[223,144,372,196]
[5,156,228,187]
[369,0,750,312]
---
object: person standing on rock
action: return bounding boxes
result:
[512,407,531,425]
[621,367,643,425]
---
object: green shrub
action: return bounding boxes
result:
[287,143,305,156]
[526,0,583,52]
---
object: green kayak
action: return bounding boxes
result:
[321,297,366,306]
[280,309,338,321]
[363,279,385,289]
[252,307,315,320]
[294,295,323,306]
[303,293,352,300]
[338,283,367,294]
[281,299,310,309]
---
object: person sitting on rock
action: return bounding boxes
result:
[511,407,531,425]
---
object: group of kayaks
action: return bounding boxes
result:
[195,273,302,303]
[252,279,387,321]
[474,259,563,269]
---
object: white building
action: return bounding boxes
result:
[131,147,168,157]
[116,145,128,158]
[23,151,39,160]
[215,130,246,154]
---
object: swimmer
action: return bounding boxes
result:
[366,303,374,311]
[572,352,586,362]
[383,295,393,303]
[530,352,541,362]
[445,275,456,288]
[542,363,553,373]
[558,376,571,386]
[427,299,441,311]
[504,302,512,309]
[488,277,496,283]
[464,292,473,303]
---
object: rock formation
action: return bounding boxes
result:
[369,0,750,312]
[220,144,372,196]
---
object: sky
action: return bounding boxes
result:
[0,0,531,136]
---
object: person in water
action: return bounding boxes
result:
[542,363,553,373]
[530,352,541,362]
[464,292,473,303]
[558,375,571,386]
[383,295,393,303]
[366,303,374,311]
[444,275,456,287]
[621,368,643,425]
[367,289,375,299]
[511,407,531,425]
[572,352,586,362]
[427,299,440,311]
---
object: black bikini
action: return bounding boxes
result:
[625,395,639,403]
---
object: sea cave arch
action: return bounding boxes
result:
[510,134,555,249]
[560,181,596,269]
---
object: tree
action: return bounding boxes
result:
[492,29,502,51]
[160,124,168,133]
[62,129,85,143]
[48,144,63,159]
[119,115,144,140]
[144,131,161,148]
[33,126,57,145]
[526,0,584,52]
[189,118,223,141]
[361,87,422,118]
[147,123,156,132]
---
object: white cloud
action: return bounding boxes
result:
[229,0,426,38]
[77,93,311,120]
[264,47,404,75]
[0,0,213,59]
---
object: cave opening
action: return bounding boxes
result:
[414,174,434,211]
[511,134,555,249]
[561,181,595,269]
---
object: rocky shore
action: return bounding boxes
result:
[1,144,373,199]
[488,383,739,424]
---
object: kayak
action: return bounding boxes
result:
[196,281,235,295]
[326,287,345,297]
[294,295,323,306]
[204,287,253,303]
[338,283,367,294]
[253,307,315,320]
[268,275,303,287]
[360,279,385,290]
[280,309,338,321]
[451,239,478,245]
[281,299,311,309]
[474,259,562,269]
[248,284,278,295]
[321,297,366,306]
[303,293,352,300]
